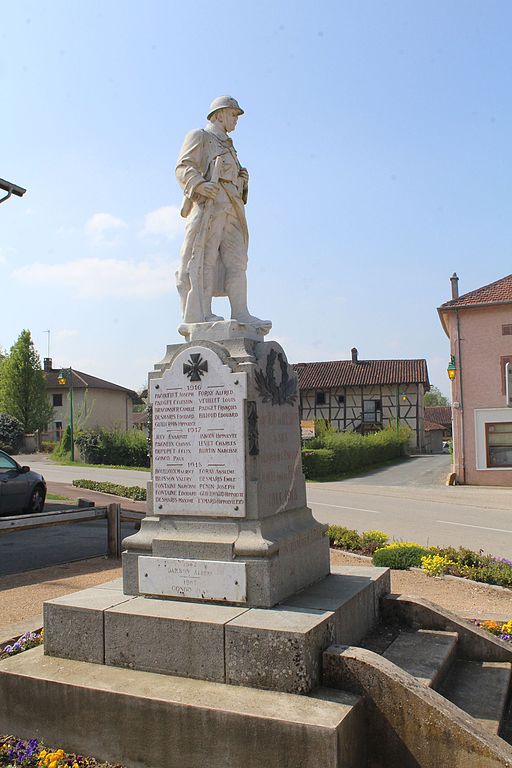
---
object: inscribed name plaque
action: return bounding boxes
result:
[150,345,247,517]
[138,556,247,602]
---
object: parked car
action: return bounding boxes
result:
[0,449,47,515]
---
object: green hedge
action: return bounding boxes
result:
[72,479,146,501]
[74,428,149,468]
[302,426,410,479]
[302,448,335,479]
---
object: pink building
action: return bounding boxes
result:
[438,273,512,485]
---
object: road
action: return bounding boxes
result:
[10,453,512,562]
[308,455,512,558]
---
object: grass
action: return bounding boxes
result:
[46,493,73,501]
[305,455,410,483]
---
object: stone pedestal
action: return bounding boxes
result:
[123,333,330,607]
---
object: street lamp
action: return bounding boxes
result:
[0,178,27,205]
[57,367,75,462]
[447,355,457,381]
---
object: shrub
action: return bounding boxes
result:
[302,448,335,479]
[327,525,362,550]
[421,554,456,577]
[74,428,149,468]
[303,425,411,480]
[40,440,55,453]
[360,529,389,555]
[72,479,146,501]
[0,412,24,453]
[373,542,431,569]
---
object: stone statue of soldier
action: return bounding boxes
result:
[175,96,270,328]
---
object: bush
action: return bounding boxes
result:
[74,428,149,468]
[72,479,146,501]
[327,525,362,550]
[0,412,24,453]
[360,529,389,555]
[302,425,411,480]
[373,542,431,569]
[40,440,55,453]
[302,448,335,479]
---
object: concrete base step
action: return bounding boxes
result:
[439,659,512,735]
[0,646,367,768]
[383,629,458,688]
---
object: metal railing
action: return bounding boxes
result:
[0,503,144,558]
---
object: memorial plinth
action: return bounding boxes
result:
[123,330,330,607]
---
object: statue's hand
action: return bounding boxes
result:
[239,167,249,182]
[196,182,220,200]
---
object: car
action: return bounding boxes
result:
[0,449,47,515]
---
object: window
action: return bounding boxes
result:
[315,391,326,406]
[53,393,63,407]
[502,324,512,335]
[363,399,381,423]
[337,395,345,405]
[0,453,17,471]
[486,422,512,467]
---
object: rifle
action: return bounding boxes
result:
[183,156,222,323]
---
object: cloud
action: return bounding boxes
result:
[0,246,15,264]
[86,212,127,245]
[12,256,173,298]
[143,205,184,240]
[56,328,79,339]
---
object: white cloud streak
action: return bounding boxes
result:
[86,212,128,245]
[12,257,172,298]
[143,205,184,240]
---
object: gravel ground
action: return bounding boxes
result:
[0,550,510,639]
[331,549,512,620]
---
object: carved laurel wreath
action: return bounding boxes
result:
[254,349,298,406]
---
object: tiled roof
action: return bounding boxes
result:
[424,419,446,432]
[292,359,429,389]
[424,406,452,426]
[44,368,141,402]
[440,274,512,309]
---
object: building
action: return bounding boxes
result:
[438,272,512,486]
[42,358,141,441]
[293,348,430,450]
[424,406,452,438]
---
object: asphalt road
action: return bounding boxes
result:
[308,455,512,558]
[8,452,512,564]
[0,519,138,577]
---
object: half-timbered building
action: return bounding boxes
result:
[293,348,430,450]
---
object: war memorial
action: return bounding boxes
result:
[0,98,511,768]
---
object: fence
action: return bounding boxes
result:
[0,502,144,558]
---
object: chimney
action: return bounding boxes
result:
[450,272,459,300]
[43,358,52,372]
[351,347,358,364]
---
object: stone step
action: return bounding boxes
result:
[0,647,367,768]
[383,629,458,688]
[438,659,512,735]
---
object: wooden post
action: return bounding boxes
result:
[106,503,122,558]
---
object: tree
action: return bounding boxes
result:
[0,330,53,432]
[424,386,450,407]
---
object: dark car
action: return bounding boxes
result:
[0,449,47,515]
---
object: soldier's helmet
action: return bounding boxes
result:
[207,96,244,120]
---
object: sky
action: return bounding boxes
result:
[2,1,512,397]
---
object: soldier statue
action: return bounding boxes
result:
[175,96,270,328]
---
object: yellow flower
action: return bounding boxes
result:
[501,619,512,634]
[49,761,58,768]
[38,751,47,758]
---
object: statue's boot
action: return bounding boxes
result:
[203,265,224,322]
[227,271,271,326]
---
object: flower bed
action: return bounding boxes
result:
[0,630,43,660]
[0,736,125,767]
[472,619,512,644]
[327,525,512,588]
